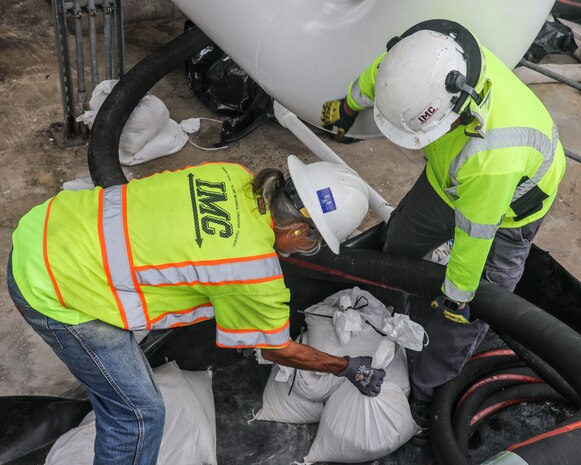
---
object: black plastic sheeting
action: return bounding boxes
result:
[184,21,273,147]
[0,397,91,465]
[523,16,578,63]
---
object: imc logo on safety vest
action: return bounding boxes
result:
[188,173,234,247]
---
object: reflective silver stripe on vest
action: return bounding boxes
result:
[449,125,558,198]
[150,304,215,330]
[216,322,290,348]
[443,277,475,302]
[512,124,559,202]
[102,186,147,330]
[136,255,282,286]
[350,79,374,109]
[455,209,502,240]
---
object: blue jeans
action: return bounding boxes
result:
[7,254,165,465]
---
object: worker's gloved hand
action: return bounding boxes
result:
[431,294,471,324]
[339,356,385,397]
[321,98,358,143]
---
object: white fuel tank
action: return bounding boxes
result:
[172,0,553,138]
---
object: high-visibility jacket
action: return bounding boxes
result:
[11,163,291,348]
[346,47,566,301]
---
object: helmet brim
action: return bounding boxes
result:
[373,103,460,150]
[287,155,341,254]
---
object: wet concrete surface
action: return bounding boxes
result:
[0,0,580,397]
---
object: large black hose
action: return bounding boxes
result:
[515,245,581,332]
[430,352,523,463]
[508,411,581,465]
[470,383,567,431]
[452,367,542,452]
[498,332,581,406]
[88,27,213,188]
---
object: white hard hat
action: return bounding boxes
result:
[287,155,369,254]
[374,20,487,149]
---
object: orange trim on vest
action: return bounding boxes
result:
[133,252,278,271]
[43,197,66,307]
[149,302,213,325]
[140,274,284,288]
[98,190,129,329]
[167,317,213,329]
[121,185,153,329]
[216,319,289,334]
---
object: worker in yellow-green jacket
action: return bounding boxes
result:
[321,19,566,434]
[7,156,385,465]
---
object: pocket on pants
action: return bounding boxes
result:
[17,304,65,350]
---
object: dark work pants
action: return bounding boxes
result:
[383,169,544,401]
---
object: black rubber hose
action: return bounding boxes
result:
[452,368,542,452]
[510,411,581,465]
[515,245,581,333]
[430,353,524,464]
[474,282,581,396]
[88,27,213,188]
[499,332,581,407]
[470,383,567,432]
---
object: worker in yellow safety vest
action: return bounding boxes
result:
[321,19,566,437]
[7,156,385,465]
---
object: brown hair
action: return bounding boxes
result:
[253,168,322,255]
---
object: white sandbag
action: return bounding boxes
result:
[253,365,324,424]
[44,361,217,465]
[304,287,388,357]
[87,79,117,112]
[304,340,419,464]
[384,344,410,397]
[160,368,216,465]
[382,312,426,352]
[118,95,169,157]
[254,332,309,382]
[120,119,189,166]
[75,80,198,166]
[293,370,345,403]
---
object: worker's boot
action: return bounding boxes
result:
[409,394,432,446]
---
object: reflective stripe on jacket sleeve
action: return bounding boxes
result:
[346,53,385,111]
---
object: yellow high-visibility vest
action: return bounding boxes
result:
[11,163,290,348]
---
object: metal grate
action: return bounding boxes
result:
[50,0,124,145]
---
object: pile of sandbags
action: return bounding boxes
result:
[255,287,424,464]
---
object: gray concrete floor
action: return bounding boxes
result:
[1,0,580,397]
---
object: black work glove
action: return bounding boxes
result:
[339,356,385,397]
[320,98,358,143]
[431,294,471,324]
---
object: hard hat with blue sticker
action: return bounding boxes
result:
[317,187,337,214]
